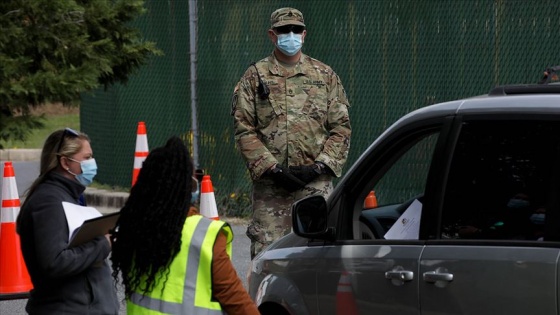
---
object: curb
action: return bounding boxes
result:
[84,187,129,214]
[2,149,248,220]
[0,149,41,162]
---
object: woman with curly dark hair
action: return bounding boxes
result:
[110,136,259,315]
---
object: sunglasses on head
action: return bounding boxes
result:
[274,25,305,34]
[56,127,80,154]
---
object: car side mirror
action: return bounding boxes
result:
[292,195,332,240]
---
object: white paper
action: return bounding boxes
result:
[62,201,102,242]
[384,199,422,240]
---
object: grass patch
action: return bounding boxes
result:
[90,181,130,193]
[1,107,129,193]
[1,113,80,149]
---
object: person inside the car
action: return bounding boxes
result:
[458,192,535,240]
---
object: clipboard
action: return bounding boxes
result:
[68,212,120,247]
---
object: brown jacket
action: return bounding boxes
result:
[188,207,260,315]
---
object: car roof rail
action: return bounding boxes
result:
[489,65,560,96]
[488,84,560,96]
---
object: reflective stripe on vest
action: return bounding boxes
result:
[128,215,232,315]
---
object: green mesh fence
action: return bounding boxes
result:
[81,0,560,216]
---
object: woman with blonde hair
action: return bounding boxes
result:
[17,128,119,314]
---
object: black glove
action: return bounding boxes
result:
[268,165,306,192]
[289,163,325,184]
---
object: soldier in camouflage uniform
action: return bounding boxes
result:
[231,7,351,258]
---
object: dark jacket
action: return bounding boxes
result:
[17,172,119,315]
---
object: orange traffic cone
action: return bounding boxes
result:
[200,175,219,220]
[364,190,378,209]
[132,121,149,187]
[336,271,359,315]
[0,161,33,300]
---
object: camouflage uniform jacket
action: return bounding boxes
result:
[232,52,351,180]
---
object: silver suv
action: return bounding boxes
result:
[248,84,560,315]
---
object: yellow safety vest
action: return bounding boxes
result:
[127,215,233,315]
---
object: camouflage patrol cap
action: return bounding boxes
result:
[270,7,305,28]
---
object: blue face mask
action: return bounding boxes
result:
[507,198,530,209]
[276,32,303,56]
[191,177,200,204]
[530,213,545,225]
[67,158,97,186]
[191,189,200,204]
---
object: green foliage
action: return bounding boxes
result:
[0,112,78,149]
[216,187,253,218]
[0,0,162,148]
[0,112,44,147]
[90,181,130,193]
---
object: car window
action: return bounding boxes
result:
[440,120,560,241]
[373,134,437,205]
[359,132,440,240]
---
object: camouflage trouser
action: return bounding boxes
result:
[246,174,333,259]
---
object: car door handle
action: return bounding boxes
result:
[423,269,454,283]
[385,270,414,281]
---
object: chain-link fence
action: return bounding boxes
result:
[81,0,560,216]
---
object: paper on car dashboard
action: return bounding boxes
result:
[384,199,422,240]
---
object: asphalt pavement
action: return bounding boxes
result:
[0,149,252,315]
